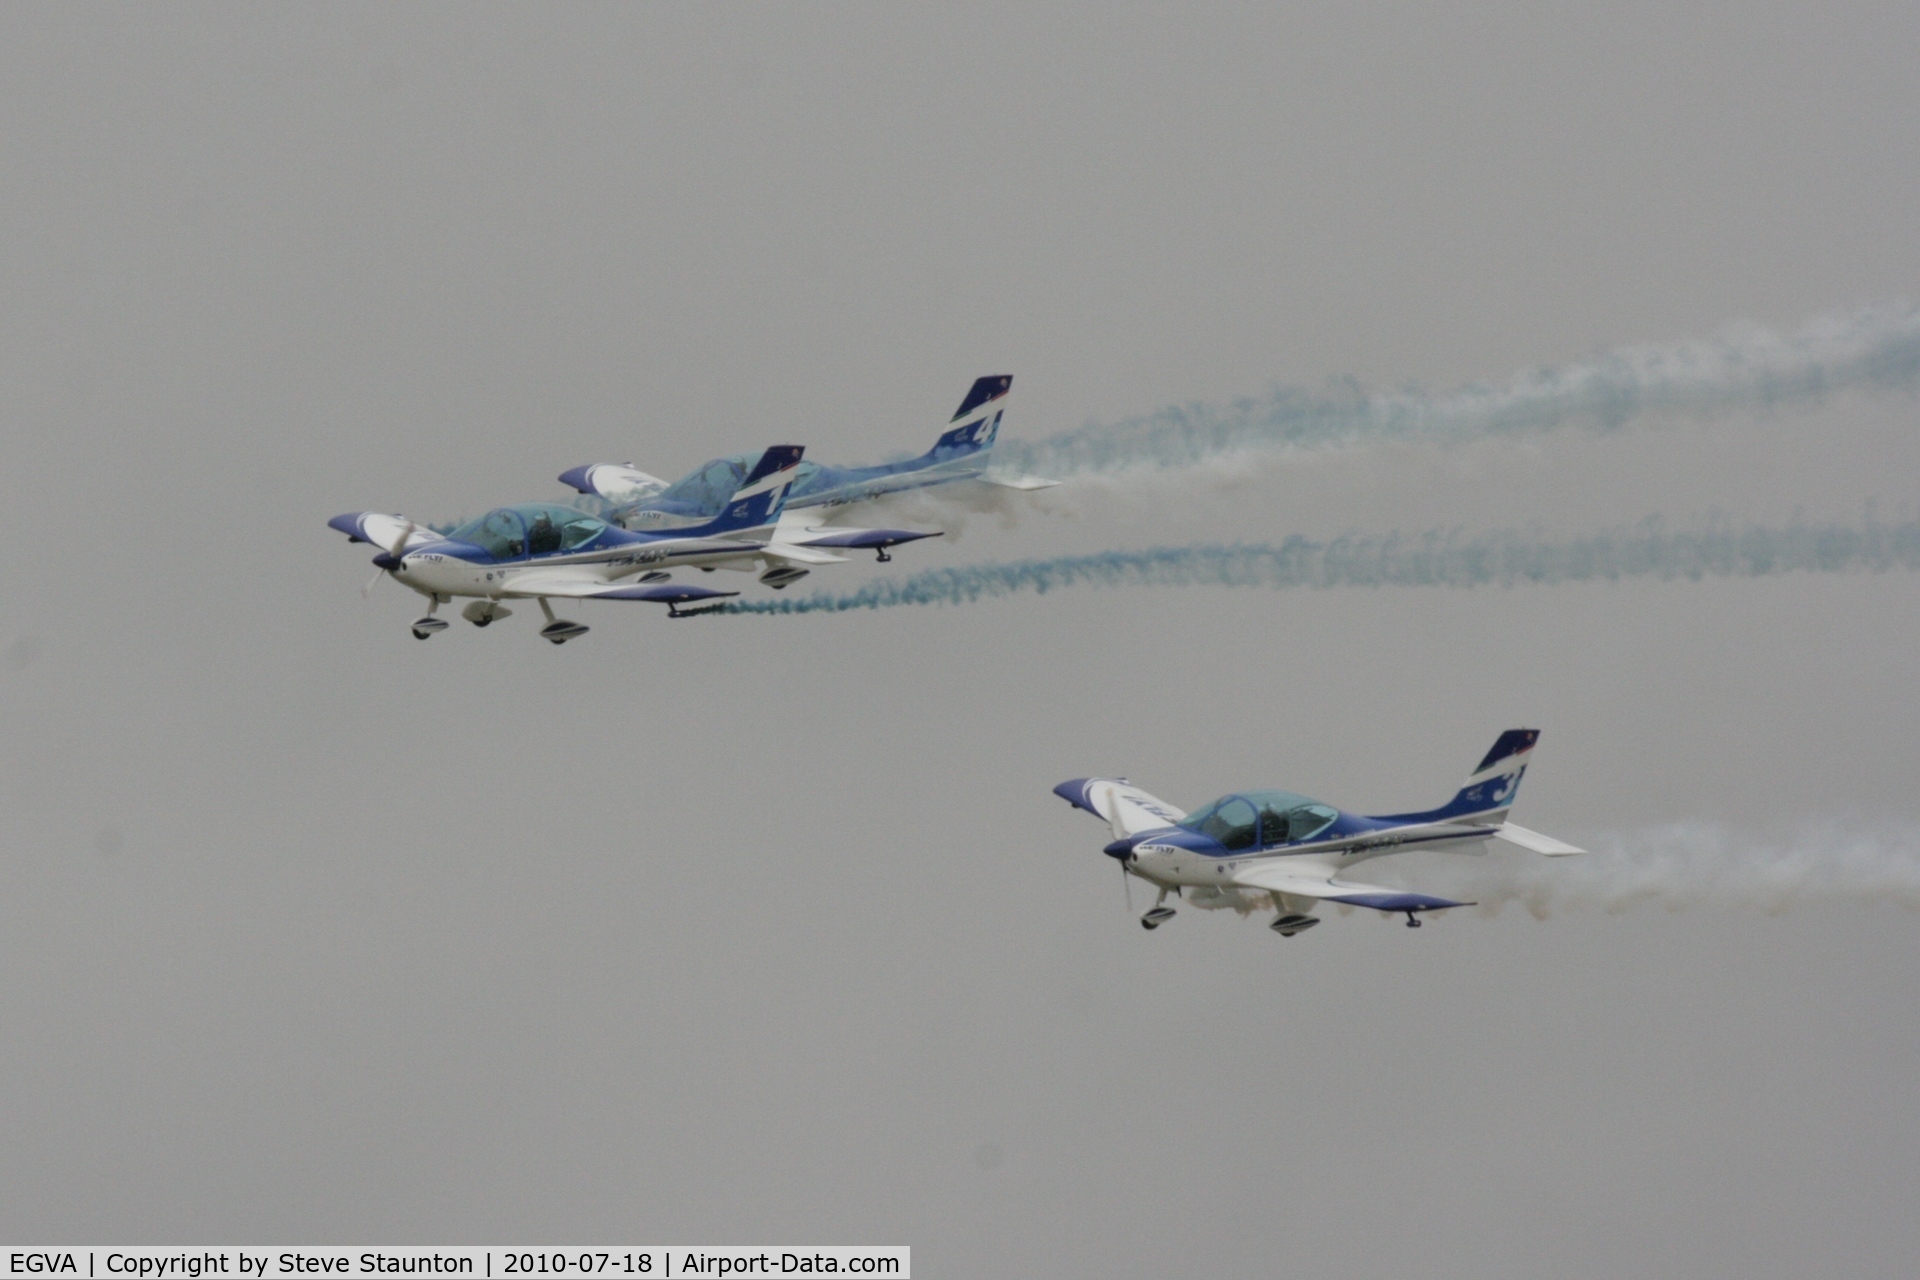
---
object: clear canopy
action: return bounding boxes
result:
[656,455,824,514]
[1178,790,1339,851]
[448,504,609,559]
[657,455,753,513]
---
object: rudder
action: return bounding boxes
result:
[683,445,805,536]
[929,375,1012,456]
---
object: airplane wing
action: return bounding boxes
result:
[772,509,941,560]
[496,571,741,610]
[328,512,446,553]
[763,543,849,566]
[1231,859,1472,914]
[1053,778,1188,839]
[557,464,671,503]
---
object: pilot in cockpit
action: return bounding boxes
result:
[527,511,560,556]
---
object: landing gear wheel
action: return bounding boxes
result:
[410,616,449,640]
[1405,913,1423,928]
[536,598,588,645]
[1270,914,1319,937]
[462,600,513,629]
[1141,906,1177,930]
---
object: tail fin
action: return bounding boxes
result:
[1443,729,1539,820]
[926,375,1012,458]
[681,445,805,537]
[1371,729,1540,824]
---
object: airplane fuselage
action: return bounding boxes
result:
[617,453,992,530]
[1120,823,1497,890]
[391,535,771,601]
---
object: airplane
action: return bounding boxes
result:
[1053,729,1582,935]
[327,445,900,644]
[556,374,1056,534]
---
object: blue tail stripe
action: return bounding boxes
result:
[742,445,805,485]
[1475,728,1539,773]
[951,375,1012,422]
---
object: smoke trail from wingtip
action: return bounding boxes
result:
[703,515,1920,616]
[1436,823,1920,918]
[992,303,1920,480]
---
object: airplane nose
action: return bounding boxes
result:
[1103,836,1138,861]
[372,552,403,571]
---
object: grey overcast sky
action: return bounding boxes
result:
[3,5,1919,1276]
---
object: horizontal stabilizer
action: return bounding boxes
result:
[1493,822,1584,856]
[980,473,1059,491]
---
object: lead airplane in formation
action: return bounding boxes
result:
[556,374,1055,533]
[1055,730,1582,934]
[328,445,935,644]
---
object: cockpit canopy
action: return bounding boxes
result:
[445,504,611,560]
[1177,790,1340,852]
[655,454,825,516]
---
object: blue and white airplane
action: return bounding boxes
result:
[330,446,823,643]
[556,375,1055,536]
[1054,730,1582,935]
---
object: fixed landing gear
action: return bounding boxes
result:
[1405,912,1423,928]
[462,600,513,628]
[1270,913,1319,937]
[411,597,449,640]
[1141,887,1177,930]
[874,548,893,563]
[536,598,588,645]
[759,566,810,589]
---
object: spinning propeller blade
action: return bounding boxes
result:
[1121,860,1134,914]
[363,521,416,597]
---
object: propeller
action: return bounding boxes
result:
[363,521,416,597]
[1089,782,1137,915]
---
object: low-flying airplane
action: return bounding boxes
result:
[556,374,1055,534]
[329,446,866,643]
[1053,730,1582,935]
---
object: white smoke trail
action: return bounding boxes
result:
[698,514,1920,616]
[1429,823,1920,918]
[993,303,1920,481]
